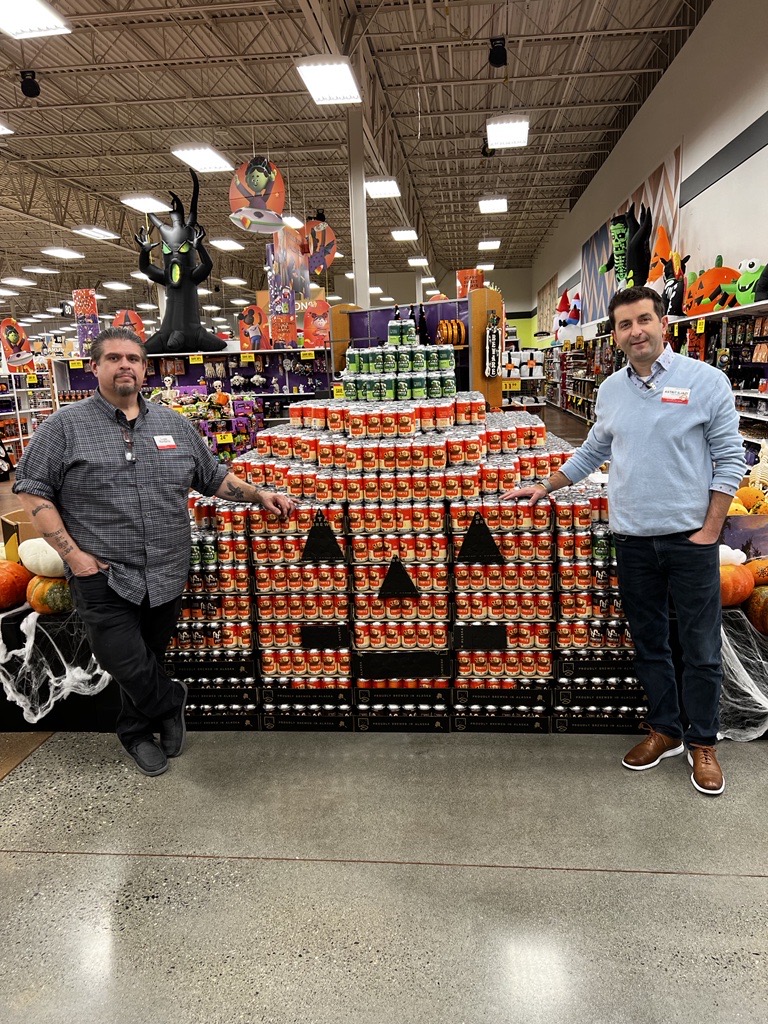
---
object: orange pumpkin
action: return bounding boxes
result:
[0,560,35,609]
[683,257,739,316]
[745,586,768,634]
[719,563,755,606]
[746,559,768,584]
[735,485,766,509]
[26,575,74,614]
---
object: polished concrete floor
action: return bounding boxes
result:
[0,730,766,1024]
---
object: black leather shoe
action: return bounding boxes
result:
[126,739,168,777]
[160,681,188,758]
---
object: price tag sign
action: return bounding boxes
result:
[70,359,83,369]
[673,323,679,337]
[333,384,345,399]
[300,349,315,360]
[216,432,234,444]
[508,378,521,392]
[26,373,38,385]
[188,354,204,365]
[240,353,255,363]
[696,319,706,334]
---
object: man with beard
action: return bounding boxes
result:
[14,327,294,777]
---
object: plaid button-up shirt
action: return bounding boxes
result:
[14,390,228,607]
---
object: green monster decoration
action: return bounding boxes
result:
[134,169,226,354]
[715,259,768,309]
[599,202,653,289]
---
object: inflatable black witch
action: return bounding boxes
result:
[134,169,226,353]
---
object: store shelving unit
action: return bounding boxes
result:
[0,363,57,466]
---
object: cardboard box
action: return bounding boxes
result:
[0,509,37,562]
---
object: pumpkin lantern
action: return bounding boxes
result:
[719,563,755,607]
[683,256,740,317]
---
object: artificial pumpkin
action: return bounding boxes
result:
[26,575,74,614]
[719,563,755,607]
[0,560,35,609]
[728,500,749,515]
[683,256,740,317]
[745,586,768,635]
[734,485,766,510]
[746,559,768,585]
[18,537,66,578]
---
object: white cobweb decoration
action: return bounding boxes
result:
[0,605,110,723]
[719,610,768,741]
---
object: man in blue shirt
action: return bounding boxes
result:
[506,286,745,795]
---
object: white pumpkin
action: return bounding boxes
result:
[18,538,66,578]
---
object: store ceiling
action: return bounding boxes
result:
[0,0,712,326]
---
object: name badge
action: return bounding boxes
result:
[661,387,690,404]
[154,435,177,449]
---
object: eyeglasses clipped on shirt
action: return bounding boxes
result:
[121,428,136,462]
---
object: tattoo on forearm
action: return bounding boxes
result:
[42,528,74,556]
[222,480,250,501]
[30,502,54,516]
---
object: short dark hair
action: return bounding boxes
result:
[607,286,665,329]
[90,327,147,364]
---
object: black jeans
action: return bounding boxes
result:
[69,572,183,750]
[613,532,722,746]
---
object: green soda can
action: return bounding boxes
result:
[411,347,426,372]
[370,347,384,374]
[437,345,452,370]
[383,348,398,373]
[403,320,417,346]
[427,373,443,399]
[343,377,358,400]
[411,372,426,399]
[383,373,396,400]
[396,376,411,401]
[366,376,379,402]
[387,320,402,345]
[346,348,360,373]
[359,349,371,374]
[440,371,456,397]
[397,348,413,373]
[426,347,439,373]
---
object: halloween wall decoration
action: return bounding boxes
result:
[303,214,337,277]
[134,169,226,353]
[716,259,768,309]
[0,318,34,372]
[229,156,285,234]
[237,304,271,350]
[72,288,100,356]
[599,202,653,289]
[661,252,690,317]
[302,300,330,347]
[112,309,146,343]
[648,225,672,284]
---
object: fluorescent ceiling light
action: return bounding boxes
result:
[479,196,508,214]
[210,239,245,251]
[45,306,63,313]
[310,282,321,290]
[379,296,394,302]
[391,228,418,242]
[282,215,304,230]
[41,247,84,259]
[1,276,35,287]
[369,286,383,295]
[72,225,121,241]
[23,265,58,275]
[0,288,19,297]
[486,114,529,149]
[0,121,14,135]
[142,319,156,325]
[421,276,436,284]
[121,194,173,214]
[102,281,131,291]
[478,240,501,251]
[425,289,440,296]
[365,177,400,199]
[344,272,355,279]
[229,297,250,306]
[32,313,54,320]
[211,316,228,323]
[93,293,106,300]
[202,304,221,311]
[197,288,212,295]
[0,0,70,39]
[335,252,345,259]
[295,55,361,105]
[221,276,247,286]
[327,294,342,301]
[408,257,429,267]
[61,326,76,332]
[172,145,234,173]
[476,263,495,271]
[136,302,159,310]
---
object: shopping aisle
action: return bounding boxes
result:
[0,730,766,1024]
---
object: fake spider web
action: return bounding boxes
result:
[0,606,110,723]
[719,610,768,741]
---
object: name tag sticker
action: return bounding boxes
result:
[154,434,177,449]
[661,387,691,404]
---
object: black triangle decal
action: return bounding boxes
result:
[455,510,504,563]
[300,509,346,562]
[377,556,420,598]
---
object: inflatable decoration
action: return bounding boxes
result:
[715,259,768,309]
[303,215,337,277]
[112,309,146,343]
[682,256,740,317]
[134,170,226,353]
[661,252,690,318]
[599,202,653,289]
[648,225,672,284]
[229,156,285,234]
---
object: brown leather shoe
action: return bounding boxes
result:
[622,724,684,770]
[688,745,725,795]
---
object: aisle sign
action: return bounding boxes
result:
[70,359,83,369]
[188,354,204,365]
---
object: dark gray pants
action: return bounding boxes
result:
[70,573,183,750]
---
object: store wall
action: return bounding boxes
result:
[532,0,768,299]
